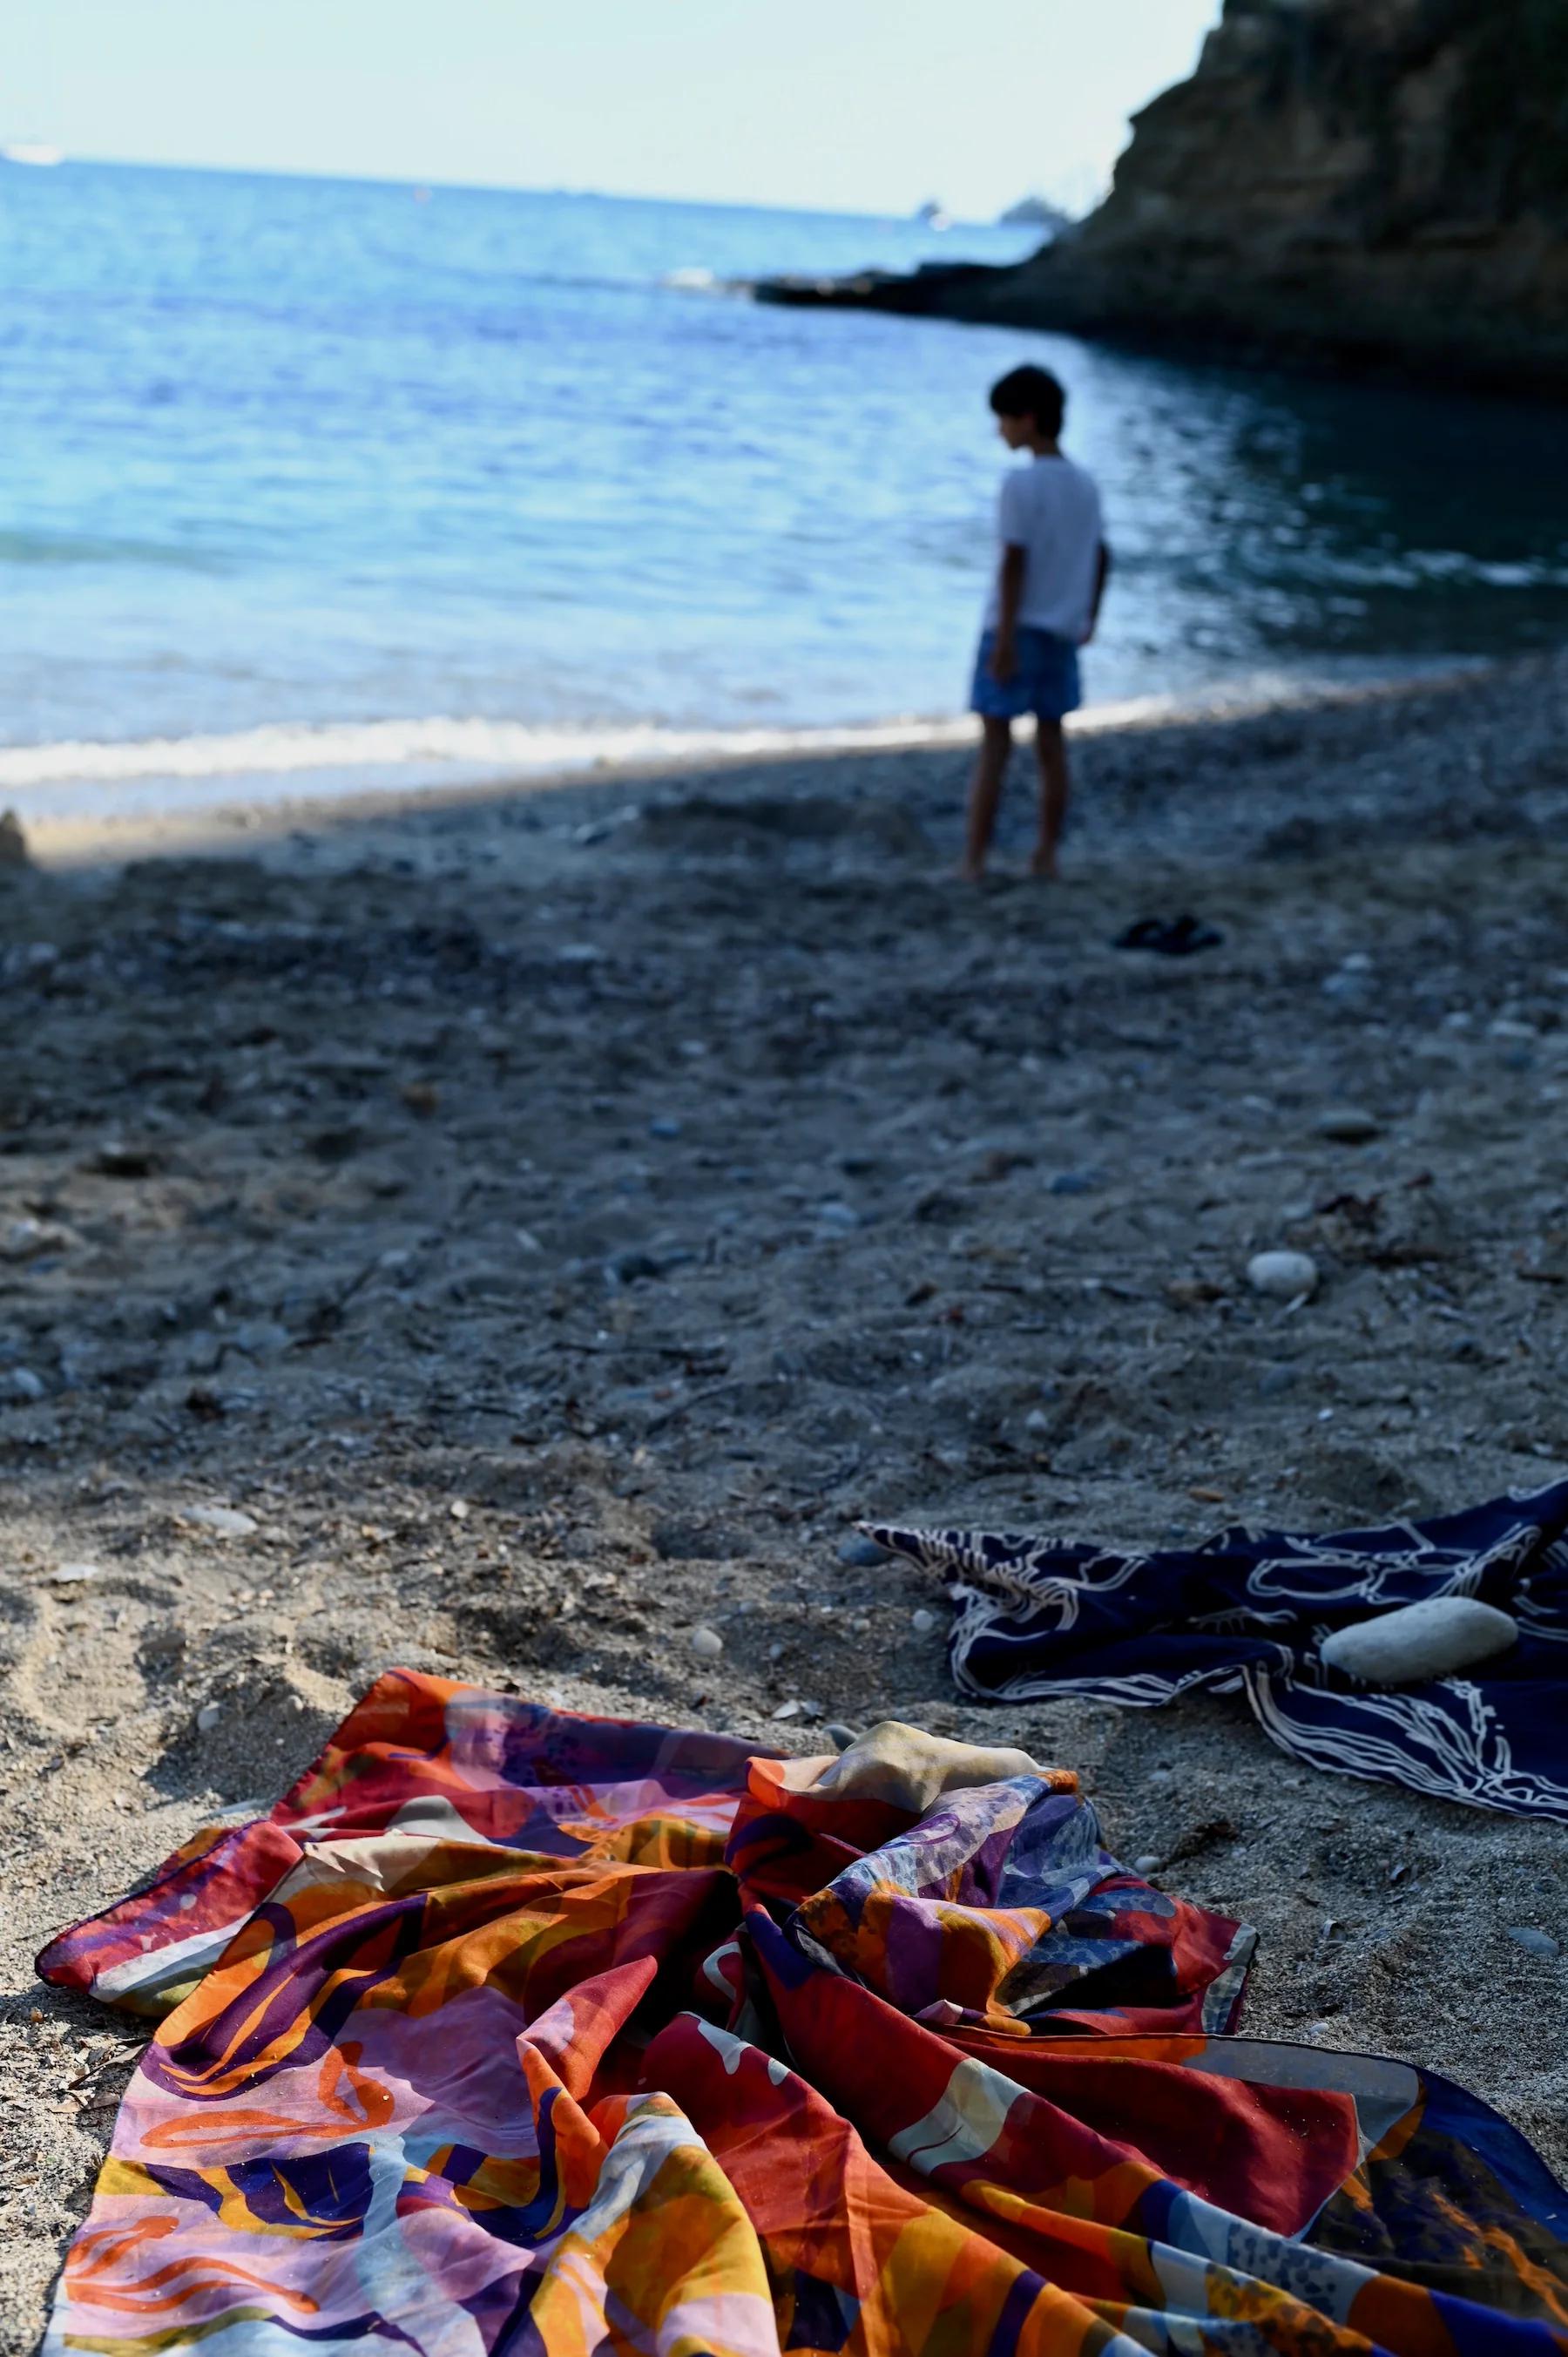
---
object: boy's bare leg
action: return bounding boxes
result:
[1030,719,1071,879]
[961,716,1013,881]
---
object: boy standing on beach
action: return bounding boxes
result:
[962,364,1110,882]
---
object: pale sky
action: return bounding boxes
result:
[6,0,1220,218]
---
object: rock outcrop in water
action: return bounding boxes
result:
[757,0,1568,396]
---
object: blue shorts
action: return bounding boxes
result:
[970,626,1082,721]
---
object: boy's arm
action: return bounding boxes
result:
[1082,539,1112,647]
[989,544,1028,681]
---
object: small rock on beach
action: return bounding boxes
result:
[179,1505,260,1539]
[1247,1250,1320,1300]
[1315,1107,1382,1142]
[1,1217,73,1263]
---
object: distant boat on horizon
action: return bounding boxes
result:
[914,199,952,231]
[2,142,65,167]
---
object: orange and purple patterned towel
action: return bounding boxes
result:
[37,1671,1568,2354]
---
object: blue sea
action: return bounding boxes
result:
[5,159,1568,820]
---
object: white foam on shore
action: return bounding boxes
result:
[0,713,971,823]
[0,670,1453,829]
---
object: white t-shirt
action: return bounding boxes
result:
[983,453,1105,641]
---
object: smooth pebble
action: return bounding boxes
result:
[1315,1107,1381,1142]
[816,1202,860,1231]
[1,1216,71,1263]
[182,1505,260,1539]
[1321,1596,1518,1685]
[1247,1249,1319,1300]
[689,1625,724,1660]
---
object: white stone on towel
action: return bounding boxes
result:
[1320,1596,1518,1685]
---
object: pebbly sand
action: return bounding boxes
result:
[3,657,1568,2346]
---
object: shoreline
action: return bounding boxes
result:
[3,651,1567,2346]
[8,655,1497,865]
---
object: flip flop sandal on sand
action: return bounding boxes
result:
[1166,911,1224,953]
[1114,912,1224,956]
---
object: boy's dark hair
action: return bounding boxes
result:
[990,364,1065,437]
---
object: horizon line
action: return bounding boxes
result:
[6,148,1064,230]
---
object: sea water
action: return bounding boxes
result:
[5,159,1568,821]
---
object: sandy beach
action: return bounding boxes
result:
[3,658,1568,2346]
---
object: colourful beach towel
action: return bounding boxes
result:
[37,1671,1568,2354]
[872,1478,1568,1820]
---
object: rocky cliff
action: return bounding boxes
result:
[760,0,1568,395]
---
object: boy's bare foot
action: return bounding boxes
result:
[957,858,987,883]
[1029,847,1060,880]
